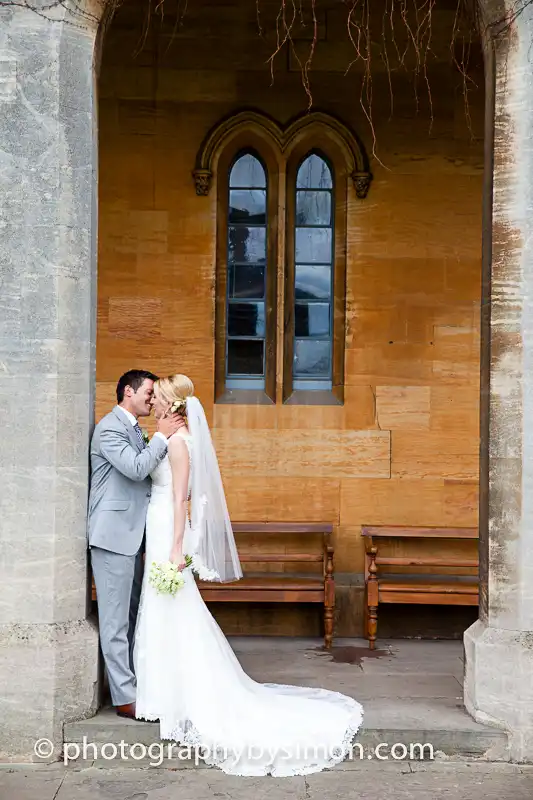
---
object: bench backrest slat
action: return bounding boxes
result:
[232,523,332,535]
[361,526,478,539]
[238,554,323,563]
[375,557,478,567]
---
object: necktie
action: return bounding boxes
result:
[133,423,145,449]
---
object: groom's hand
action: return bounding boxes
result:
[157,414,186,439]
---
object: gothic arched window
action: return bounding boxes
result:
[206,111,367,405]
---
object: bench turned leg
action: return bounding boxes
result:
[324,544,335,649]
[368,605,378,650]
[367,546,379,650]
[324,606,334,650]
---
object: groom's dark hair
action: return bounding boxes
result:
[116,370,159,403]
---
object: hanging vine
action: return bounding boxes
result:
[0,0,531,154]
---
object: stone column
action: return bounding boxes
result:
[0,1,104,760]
[464,2,533,763]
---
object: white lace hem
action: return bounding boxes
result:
[137,692,364,777]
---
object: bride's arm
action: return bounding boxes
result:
[168,436,190,565]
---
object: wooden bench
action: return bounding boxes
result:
[362,526,479,649]
[198,522,335,649]
[91,522,335,648]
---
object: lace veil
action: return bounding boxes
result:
[186,396,243,583]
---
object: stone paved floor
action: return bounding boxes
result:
[1,761,533,800]
[65,638,507,761]
[4,637,520,800]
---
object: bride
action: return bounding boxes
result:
[133,374,363,777]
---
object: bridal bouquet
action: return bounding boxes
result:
[149,555,192,596]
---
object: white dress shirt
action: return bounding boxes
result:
[117,407,167,445]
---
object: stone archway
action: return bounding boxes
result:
[1,0,533,763]
[0,0,108,762]
[463,0,533,761]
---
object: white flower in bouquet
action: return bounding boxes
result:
[148,555,192,596]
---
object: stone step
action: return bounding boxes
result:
[63,706,509,768]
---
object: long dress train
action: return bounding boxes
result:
[133,431,363,777]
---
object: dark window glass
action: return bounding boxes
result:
[295,302,330,337]
[296,154,332,189]
[296,191,331,226]
[230,154,267,188]
[293,154,334,387]
[228,226,266,264]
[230,264,265,299]
[295,228,332,264]
[227,339,264,376]
[295,265,331,300]
[228,302,266,337]
[226,153,267,388]
[293,340,331,377]
[229,189,266,225]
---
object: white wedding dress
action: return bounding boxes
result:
[133,430,363,777]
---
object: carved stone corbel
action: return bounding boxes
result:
[193,169,212,197]
[351,170,372,199]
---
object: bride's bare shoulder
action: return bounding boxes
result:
[167,430,191,457]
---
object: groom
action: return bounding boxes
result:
[87,369,184,720]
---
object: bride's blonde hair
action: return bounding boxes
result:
[155,374,194,416]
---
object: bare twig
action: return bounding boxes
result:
[2,0,518,154]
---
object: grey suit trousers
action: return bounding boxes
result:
[91,544,144,706]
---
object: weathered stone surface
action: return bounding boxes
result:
[0,618,100,762]
[464,621,533,762]
[3,761,533,800]
[463,3,533,762]
[0,1,103,760]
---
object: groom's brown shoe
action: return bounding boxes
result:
[116,702,136,720]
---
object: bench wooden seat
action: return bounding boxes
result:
[91,522,335,649]
[362,525,479,649]
[200,575,324,596]
[198,522,335,648]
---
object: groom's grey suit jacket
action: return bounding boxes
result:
[87,406,168,556]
